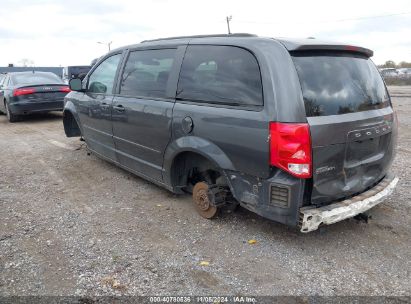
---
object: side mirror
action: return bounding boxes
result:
[69,78,83,91]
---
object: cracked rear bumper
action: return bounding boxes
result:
[299,175,399,233]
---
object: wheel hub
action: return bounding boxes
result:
[195,189,210,211]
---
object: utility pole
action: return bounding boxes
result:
[226,16,232,34]
[97,41,112,52]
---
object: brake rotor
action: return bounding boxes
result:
[192,182,218,219]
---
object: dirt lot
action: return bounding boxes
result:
[0,87,410,296]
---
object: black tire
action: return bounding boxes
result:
[0,100,5,115]
[5,101,19,122]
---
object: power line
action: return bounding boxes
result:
[97,41,112,52]
[329,11,411,22]
[234,11,411,25]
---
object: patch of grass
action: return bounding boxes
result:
[384,77,411,86]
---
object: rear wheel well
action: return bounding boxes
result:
[170,152,225,193]
[63,111,81,137]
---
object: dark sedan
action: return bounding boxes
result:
[0,71,70,122]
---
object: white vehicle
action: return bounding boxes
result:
[379,68,398,77]
[397,68,411,76]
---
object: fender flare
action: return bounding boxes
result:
[163,136,236,188]
[63,99,83,137]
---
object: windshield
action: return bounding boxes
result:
[11,73,63,85]
[292,52,389,117]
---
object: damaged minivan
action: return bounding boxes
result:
[63,34,398,232]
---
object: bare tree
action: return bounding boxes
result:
[377,60,411,69]
[399,61,411,68]
[18,58,35,67]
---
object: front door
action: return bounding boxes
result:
[77,53,123,161]
[112,48,178,181]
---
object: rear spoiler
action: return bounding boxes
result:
[276,39,373,57]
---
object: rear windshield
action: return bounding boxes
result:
[11,73,63,85]
[292,52,389,117]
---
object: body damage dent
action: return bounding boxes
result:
[299,175,399,232]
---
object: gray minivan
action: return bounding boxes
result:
[63,34,398,232]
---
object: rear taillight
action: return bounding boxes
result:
[59,86,71,93]
[13,88,36,96]
[269,122,312,178]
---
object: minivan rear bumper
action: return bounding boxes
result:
[299,174,399,233]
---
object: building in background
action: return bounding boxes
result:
[0,66,63,78]
[62,66,91,83]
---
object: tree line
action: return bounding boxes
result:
[378,61,411,68]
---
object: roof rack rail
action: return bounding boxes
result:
[141,33,257,43]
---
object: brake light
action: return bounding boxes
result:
[269,122,312,178]
[59,86,71,93]
[13,88,36,96]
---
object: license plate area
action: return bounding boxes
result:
[28,92,60,101]
[346,124,392,163]
[346,136,381,162]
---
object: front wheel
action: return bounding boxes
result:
[5,102,19,122]
[192,182,219,219]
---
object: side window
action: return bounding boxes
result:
[120,49,176,99]
[177,45,263,106]
[88,54,122,94]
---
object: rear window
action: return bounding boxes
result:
[11,73,63,85]
[292,52,389,117]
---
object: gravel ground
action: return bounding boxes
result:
[0,87,410,296]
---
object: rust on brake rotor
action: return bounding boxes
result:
[192,182,218,219]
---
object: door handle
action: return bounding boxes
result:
[101,102,110,109]
[113,105,125,112]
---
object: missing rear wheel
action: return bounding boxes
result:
[192,182,218,219]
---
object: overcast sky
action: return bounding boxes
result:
[1,0,410,67]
